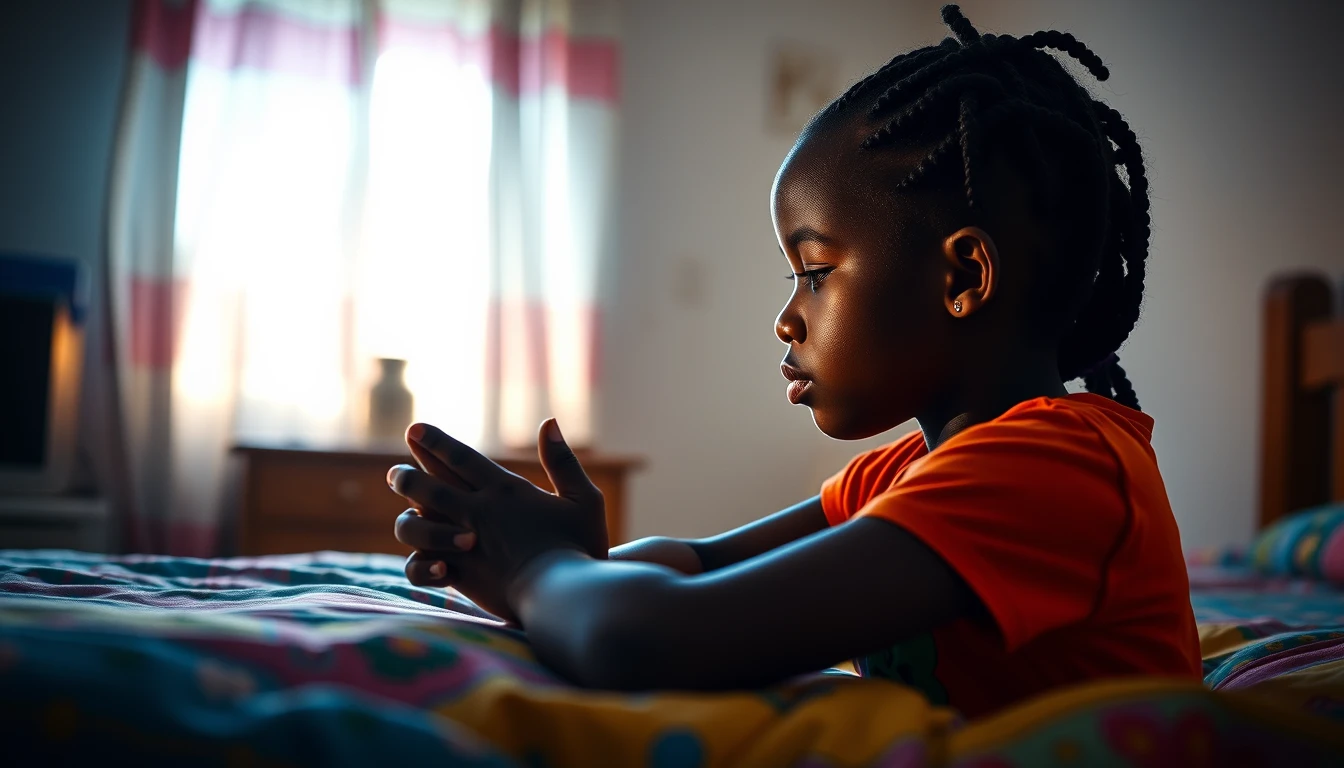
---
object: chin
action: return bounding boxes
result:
[807,389,914,440]
[809,407,889,441]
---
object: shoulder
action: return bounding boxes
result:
[926,393,1154,476]
[879,394,1157,527]
[820,430,926,526]
[844,430,929,480]
[908,397,1123,492]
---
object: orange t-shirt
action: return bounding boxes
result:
[821,393,1201,718]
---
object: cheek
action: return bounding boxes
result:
[810,260,946,390]
[811,285,907,380]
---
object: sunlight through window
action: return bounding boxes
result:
[360,47,494,445]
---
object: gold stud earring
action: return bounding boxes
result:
[953,300,963,313]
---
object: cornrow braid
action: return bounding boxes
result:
[956,93,980,211]
[991,56,1031,100]
[824,40,956,118]
[862,73,1008,150]
[869,36,1017,118]
[986,57,1047,191]
[828,4,1151,410]
[892,134,959,190]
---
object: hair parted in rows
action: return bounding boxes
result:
[816,5,1150,410]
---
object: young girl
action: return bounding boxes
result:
[387,5,1202,719]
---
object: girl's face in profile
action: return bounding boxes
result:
[771,123,960,441]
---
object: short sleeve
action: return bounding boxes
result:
[820,432,927,528]
[855,406,1129,652]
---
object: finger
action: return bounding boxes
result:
[387,464,473,524]
[536,418,601,504]
[405,550,459,587]
[407,429,475,492]
[395,508,478,552]
[401,441,466,521]
[407,423,510,489]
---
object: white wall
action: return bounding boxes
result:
[601,0,1344,549]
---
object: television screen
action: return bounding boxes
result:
[0,295,57,467]
[0,254,84,496]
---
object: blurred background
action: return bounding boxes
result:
[1,0,1341,556]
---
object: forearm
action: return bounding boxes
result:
[689,496,828,571]
[608,497,828,576]
[609,536,703,574]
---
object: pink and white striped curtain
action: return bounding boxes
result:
[107,0,620,555]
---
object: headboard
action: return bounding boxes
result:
[1260,273,1343,529]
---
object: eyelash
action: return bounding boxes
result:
[785,268,834,293]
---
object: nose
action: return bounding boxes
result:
[775,300,805,345]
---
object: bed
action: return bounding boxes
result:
[2,273,1343,766]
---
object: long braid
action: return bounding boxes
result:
[1078,102,1150,408]
[827,4,1150,410]
[942,3,981,45]
[1109,361,1139,410]
[1020,29,1110,81]
[1083,364,1113,400]
[1094,100,1152,338]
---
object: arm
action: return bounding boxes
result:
[389,421,976,689]
[509,515,980,690]
[608,496,828,575]
[405,417,824,577]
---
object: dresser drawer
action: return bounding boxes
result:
[250,525,408,557]
[247,454,403,524]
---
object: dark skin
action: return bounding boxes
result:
[387,116,1070,689]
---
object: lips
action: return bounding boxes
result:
[781,361,813,405]
[786,379,813,404]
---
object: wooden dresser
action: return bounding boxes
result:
[230,445,643,556]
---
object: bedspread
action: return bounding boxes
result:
[1,550,1341,767]
[1189,562,1344,721]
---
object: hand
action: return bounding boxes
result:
[390,419,608,624]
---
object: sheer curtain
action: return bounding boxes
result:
[107,0,620,555]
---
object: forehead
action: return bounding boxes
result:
[772,121,859,217]
[770,118,923,233]
[773,114,978,260]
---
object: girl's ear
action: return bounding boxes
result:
[941,226,1000,317]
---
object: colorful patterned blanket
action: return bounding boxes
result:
[1,550,1341,766]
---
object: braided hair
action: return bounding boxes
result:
[818,5,1150,409]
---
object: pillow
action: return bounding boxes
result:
[1249,504,1344,583]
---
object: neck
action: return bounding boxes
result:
[916,348,1068,451]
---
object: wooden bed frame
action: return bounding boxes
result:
[1260,273,1343,528]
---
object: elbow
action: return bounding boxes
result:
[569,583,678,691]
[574,620,654,690]
[520,561,690,690]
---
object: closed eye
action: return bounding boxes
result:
[785,267,835,293]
